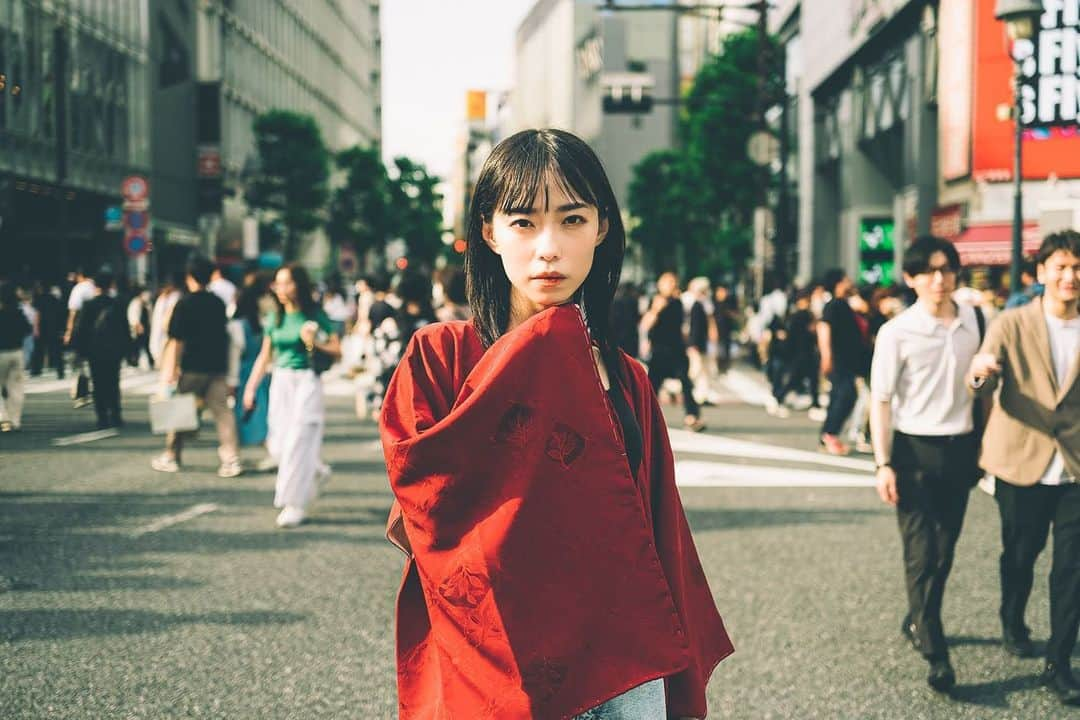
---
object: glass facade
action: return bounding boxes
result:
[0,0,150,194]
[216,0,381,177]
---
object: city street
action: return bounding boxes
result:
[1,368,1075,719]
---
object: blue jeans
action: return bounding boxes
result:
[822,371,857,437]
[573,678,666,719]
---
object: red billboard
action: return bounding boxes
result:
[971,0,1080,180]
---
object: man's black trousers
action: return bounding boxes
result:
[893,431,977,659]
[88,356,122,426]
[995,479,1080,665]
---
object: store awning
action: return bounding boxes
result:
[953,223,1041,267]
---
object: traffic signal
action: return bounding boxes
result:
[601,72,655,115]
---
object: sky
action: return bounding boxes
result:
[380,0,538,181]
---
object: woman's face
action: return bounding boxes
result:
[273,269,298,305]
[482,177,608,325]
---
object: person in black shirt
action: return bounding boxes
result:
[817,269,865,455]
[152,255,241,478]
[30,282,66,378]
[642,272,704,431]
[75,271,129,429]
[611,282,642,359]
[712,285,737,373]
[773,288,821,414]
[0,282,32,431]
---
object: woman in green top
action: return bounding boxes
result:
[243,263,341,528]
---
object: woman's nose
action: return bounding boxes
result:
[535,227,560,262]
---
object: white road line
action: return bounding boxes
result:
[130,503,220,537]
[676,460,875,487]
[668,429,876,473]
[51,428,119,446]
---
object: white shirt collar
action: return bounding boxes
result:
[908,300,974,334]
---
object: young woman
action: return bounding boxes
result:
[381,129,732,719]
[243,264,340,529]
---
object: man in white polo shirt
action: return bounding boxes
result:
[968,231,1080,707]
[870,236,984,693]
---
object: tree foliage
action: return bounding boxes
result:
[627,29,784,279]
[327,145,390,268]
[246,111,331,261]
[628,150,702,272]
[387,157,444,271]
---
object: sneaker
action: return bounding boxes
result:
[683,416,707,433]
[807,406,827,422]
[853,438,874,454]
[255,456,278,472]
[151,454,180,473]
[217,460,243,478]
[276,505,305,529]
[0,421,13,432]
[765,398,791,418]
[819,434,851,456]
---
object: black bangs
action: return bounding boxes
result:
[465,128,626,368]
[487,133,602,219]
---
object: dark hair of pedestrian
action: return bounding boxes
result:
[92,269,113,291]
[902,235,960,277]
[464,128,626,380]
[186,255,214,286]
[273,263,319,326]
[822,268,847,296]
[1036,229,1080,266]
[395,270,433,308]
[368,273,390,294]
[235,286,263,334]
[444,267,468,306]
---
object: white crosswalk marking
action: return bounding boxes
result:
[676,460,875,488]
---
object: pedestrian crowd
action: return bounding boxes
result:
[0,171,1076,711]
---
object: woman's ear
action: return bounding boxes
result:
[595,217,609,247]
[482,221,500,255]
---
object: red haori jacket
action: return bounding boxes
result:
[381,305,733,719]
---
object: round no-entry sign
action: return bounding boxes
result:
[121,176,149,203]
[124,232,149,256]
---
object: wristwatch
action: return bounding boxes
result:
[875,462,892,471]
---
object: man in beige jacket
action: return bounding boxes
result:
[968,231,1080,706]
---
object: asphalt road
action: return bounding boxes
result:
[1,368,1076,719]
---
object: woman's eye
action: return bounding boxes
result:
[509,218,533,228]
[563,215,586,225]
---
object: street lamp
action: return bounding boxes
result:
[994,0,1042,296]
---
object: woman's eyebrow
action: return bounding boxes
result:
[504,206,536,215]
[556,202,588,212]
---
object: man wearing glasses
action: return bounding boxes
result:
[870,236,984,693]
[968,231,1080,706]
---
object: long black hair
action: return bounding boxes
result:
[464,129,627,380]
[273,263,319,326]
[235,285,264,334]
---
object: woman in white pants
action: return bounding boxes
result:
[243,264,340,528]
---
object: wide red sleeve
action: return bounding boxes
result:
[621,355,735,719]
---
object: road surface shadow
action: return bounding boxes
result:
[684,506,878,533]
[0,608,306,641]
[949,672,1044,708]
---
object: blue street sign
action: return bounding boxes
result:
[125,210,148,230]
[105,206,123,231]
[124,232,149,256]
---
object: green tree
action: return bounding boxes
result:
[628,150,703,273]
[387,157,444,270]
[246,110,331,261]
[327,145,390,271]
[682,29,784,265]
